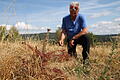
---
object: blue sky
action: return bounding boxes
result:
[0,0,120,35]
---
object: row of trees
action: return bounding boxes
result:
[0,25,97,45]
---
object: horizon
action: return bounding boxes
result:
[0,0,120,35]
[20,32,120,36]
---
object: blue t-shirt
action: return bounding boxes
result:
[62,14,87,40]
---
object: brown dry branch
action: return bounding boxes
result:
[22,41,71,64]
[21,41,71,80]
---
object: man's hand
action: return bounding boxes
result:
[59,40,64,46]
[69,39,74,46]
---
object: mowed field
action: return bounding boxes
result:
[0,41,120,80]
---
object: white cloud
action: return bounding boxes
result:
[89,11,111,18]
[15,22,48,30]
[15,22,35,30]
[91,21,112,27]
[82,0,120,11]
[114,17,120,21]
[56,24,61,28]
[99,21,112,24]
[90,20,120,35]
[0,22,50,34]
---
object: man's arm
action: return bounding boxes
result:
[72,27,88,40]
[59,29,66,46]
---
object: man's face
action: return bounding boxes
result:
[69,5,79,17]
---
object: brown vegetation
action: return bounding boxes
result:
[0,41,120,80]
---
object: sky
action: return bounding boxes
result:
[0,0,120,35]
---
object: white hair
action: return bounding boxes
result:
[70,1,80,8]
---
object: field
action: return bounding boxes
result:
[0,40,120,80]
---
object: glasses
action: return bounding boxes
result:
[70,6,79,11]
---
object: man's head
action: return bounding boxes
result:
[69,1,79,18]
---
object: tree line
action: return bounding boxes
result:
[0,26,119,45]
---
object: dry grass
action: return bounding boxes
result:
[0,41,120,80]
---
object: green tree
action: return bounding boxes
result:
[0,26,7,41]
[7,26,21,42]
[55,27,62,41]
[87,32,97,46]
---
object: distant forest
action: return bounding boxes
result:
[21,33,120,42]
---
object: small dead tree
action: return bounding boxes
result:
[42,29,51,53]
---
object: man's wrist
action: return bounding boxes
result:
[72,36,76,40]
